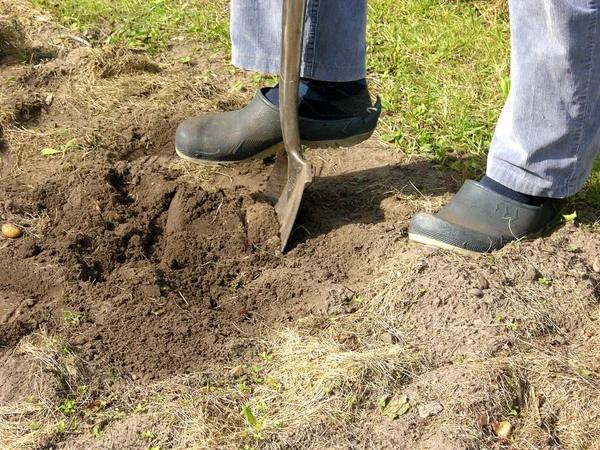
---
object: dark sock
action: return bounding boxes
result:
[264,77,372,119]
[480,176,547,206]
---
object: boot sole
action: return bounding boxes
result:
[175,130,375,166]
[408,221,557,257]
[407,233,482,256]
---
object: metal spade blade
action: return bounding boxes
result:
[264,0,312,253]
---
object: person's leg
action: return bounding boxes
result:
[231,0,368,81]
[488,0,600,198]
[409,0,600,254]
[176,0,380,164]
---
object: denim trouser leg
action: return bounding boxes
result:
[230,0,367,81]
[488,0,600,198]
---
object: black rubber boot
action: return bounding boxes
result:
[408,180,565,254]
[175,88,381,164]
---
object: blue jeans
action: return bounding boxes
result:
[231,0,368,81]
[230,0,600,198]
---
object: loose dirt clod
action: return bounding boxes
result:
[468,287,484,298]
[380,332,395,344]
[523,265,539,281]
[476,275,489,290]
[418,402,444,419]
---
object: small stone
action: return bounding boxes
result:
[593,259,600,273]
[39,438,54,450]
[381,222,395,232]
[229,365,244,377]
[1,223,22,239]
[25,298,36,307]
[423,245,439,257]
[524,266,539,282]
[478,412,489,427]
[433,297,442,307]
[418,402,444,419]
[476,275,490,290]
[380,332,395,344]
[491,420,512,438]
[114,223,133,237]
[468,288,484,298]
[554,335,566,345]
[415,260,427,272]
[45,93,54,106]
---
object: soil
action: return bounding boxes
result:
[2,2,600,449]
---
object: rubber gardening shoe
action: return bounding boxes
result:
[175,88,382,164]
[408,180,565,255]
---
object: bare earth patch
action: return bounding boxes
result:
[1,2,599,449]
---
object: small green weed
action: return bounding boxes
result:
[258,351,273,361]
[58,398,77,416]
[242,405,265,439]
[500,77,511,99]
[41,138,81,157]
[56,420,67,435]
[509,405,524,418]
[141,430,156,440]
[379,394,411,419]
[134,400,148,413]
[64,311,82,325]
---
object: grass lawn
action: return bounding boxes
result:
[31,0,509,168]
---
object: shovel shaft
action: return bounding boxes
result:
[279,0,305,153]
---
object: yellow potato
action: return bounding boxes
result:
[1,223,22,239]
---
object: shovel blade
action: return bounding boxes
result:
[265,147,312,252]
[264,0,310,253]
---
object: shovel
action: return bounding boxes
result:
[264,0,312,253]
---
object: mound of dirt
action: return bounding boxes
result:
[1,155,277,379]
[0,140,418,382]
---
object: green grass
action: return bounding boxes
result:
[578,158,600,212]
[33,0,600,208]
[367,0,510,168]
[31,0,509,178]
[31,0,229,52]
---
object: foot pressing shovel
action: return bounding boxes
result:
[264,0,312,253]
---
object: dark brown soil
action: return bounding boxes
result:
[0,134,442,382]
